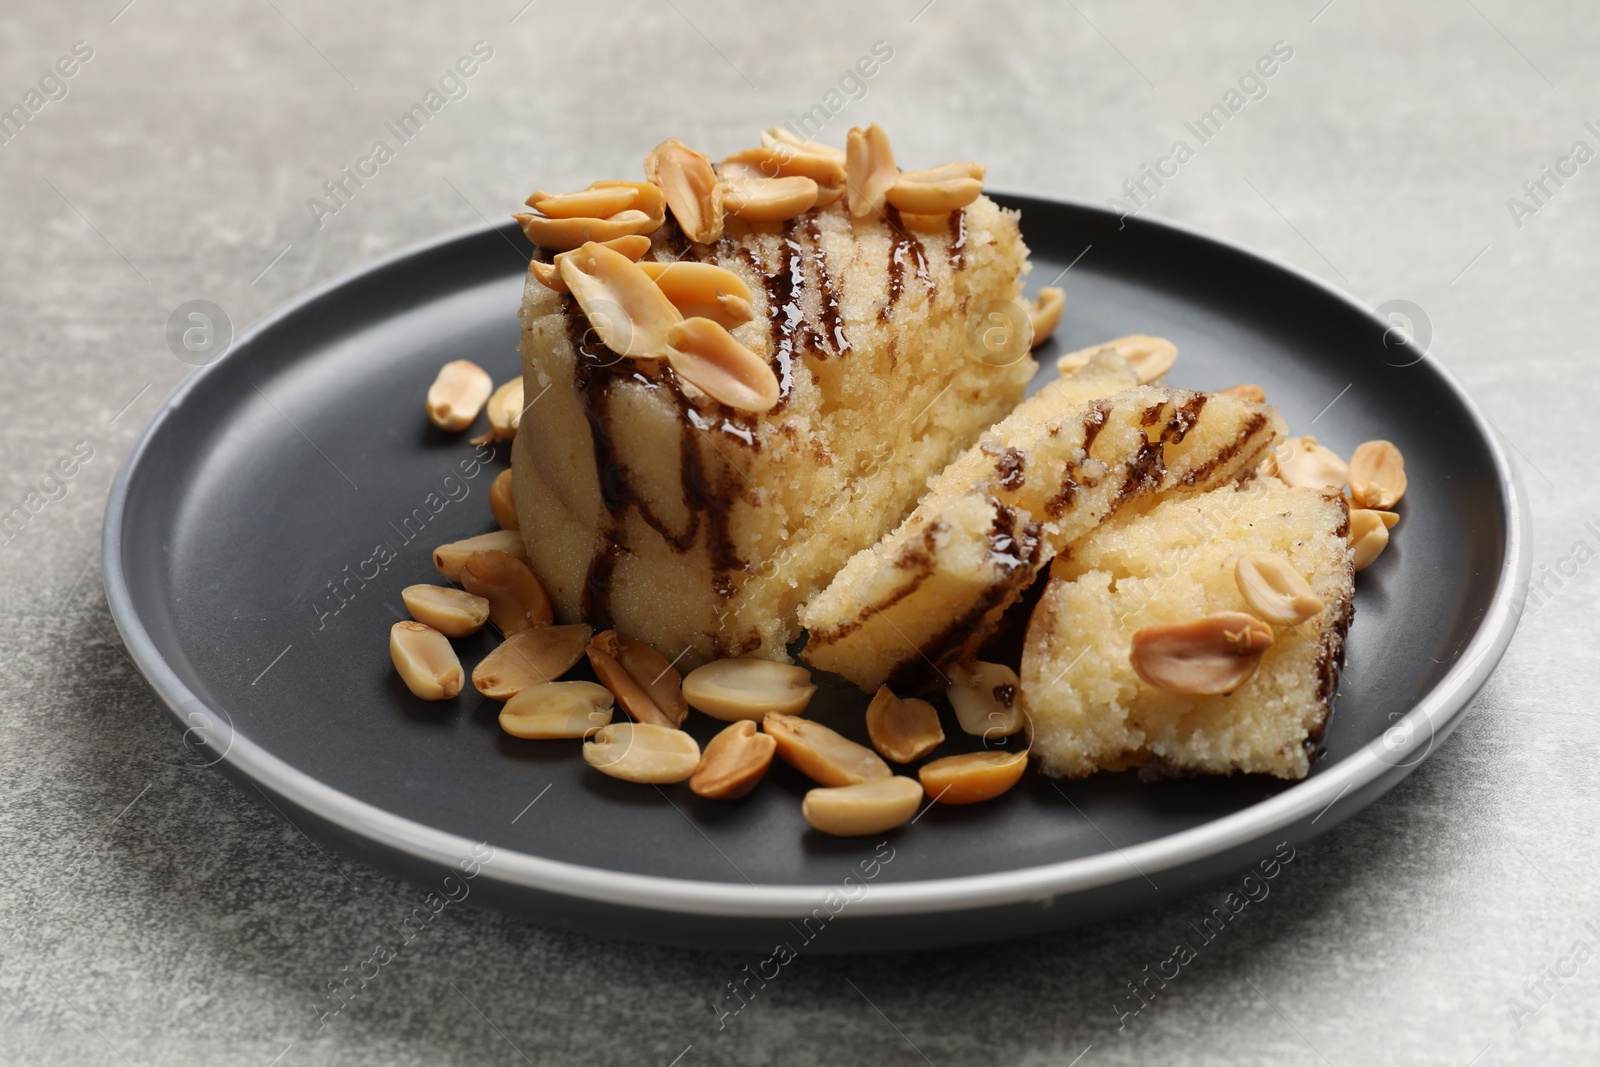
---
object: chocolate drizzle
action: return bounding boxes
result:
[881,206,933,321]
[803,214,851,355]
[948,208,967,272]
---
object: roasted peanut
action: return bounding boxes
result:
[885,162,985,215]
[690,720,777,800]
[560,241,684,360]
[918,750,1028,805]
[586,630,688,728]
[401,584,490,638]
[460,550,554,636]
[1218,383,1266,403]
[1267,435,1348,491]
[526,185,639,220]
[514,208,660,252]
[472,624,593,700]
[762,127,846,164]
[490,469,518,530]
[947,661,1025,738]
[764,712,891,787]
[1025,287,1066,349]
[426,360,493,432]
[681,657,816,721]
[864,686,944,763]
[498,681,614,739]
[802,776,924,837]
[1348,439,1407,510]
[1234,552,1324,626]
[719,175,819,222]
[1056,335,1176,383]
[529,234,653,293]
[484,378,523,441]
[389,621,464,700]
[665,317,781,412]
[1350,508,1397,571]
[636,260,755,330]
[644,139,723,244]
[1130,612,1275,695]
[432,530,525,581]
[583,722,701,783]
[845,123,897,218]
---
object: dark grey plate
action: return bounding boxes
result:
[103,195,1528,953]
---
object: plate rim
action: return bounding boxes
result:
[102,195,1531,919]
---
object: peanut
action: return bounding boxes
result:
[460,550,554,636]
[690,720,777,800]
[764,712,890,787]
[845,123,897,218]
[918,750,1028,805]
[401,584,490,638]
[1348,439,1407,510]
[583,722,701,784]
[1350,508,1397,571]
[1056,335,1176,383]
[681,657,816,721]
[389,621,464,700]
[802,776,924,837]
[483,378,524,442]
[1267,435,1348,491]
[1234,552,1324,626]
[864,686,944,763]
[514,208,659,253]
[586,630,688,728]
[644,138,723,244]
[529,234,652,293]
[762,127,846,164]
[665,317,780,412]
[559,241,684,360]
[1025,287,1066,349]
[636,260,755,330]
[946,661,1025,738]
[432,530,525,581]
[526,185,639,220]
[498,681,614,739]
[1218,383,1266,403]
[1130,611,1275,695]
[719,175,819,222]
[490,469,518,530]
[426,360,493,432]
[472,624,593,700]
[885,162,985,215]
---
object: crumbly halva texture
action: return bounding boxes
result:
[799,359,1285,692]
[512,195,1034,663]
[1021,479,1354,780]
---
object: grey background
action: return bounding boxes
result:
[1,0,1594,1063]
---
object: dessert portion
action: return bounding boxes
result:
[1020,479,1354,779]
[799,351,1285,692]
[510,128,1037,663]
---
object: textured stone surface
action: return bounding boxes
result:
[1,0,1595,1063]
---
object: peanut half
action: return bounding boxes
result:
[645,138,724,245]
[499,681,614,739]
[529,234,653,293]
[514,208,660,253]
[560,241,684,360]
[918,749,1028,805]
[636,261,755,330]
[665,317,781,412]
[390,621,464,700]
[1056,335,1177,384]
[802,776,924,837]
[1025,287,1066,349]
[722,144,846,206]
[719,175,819,222]
[1130,611,1275,695]
[490,469,518,530]
[681,657,816,721]
[1267,435,1348,491]
[947,661,1025,739]
[1348,439,1407,510]
[401,584,490,638]
[460,550,554,636]
[482,378,524,442]
[1234,552,1324,627]
[764,712,891,787]
[472,624,593,700]
[1218,383,1266,403]
[583,722,701,784]
[586,630,688,728]
[1350,508,1398,571]
[762,127,846,164]
[885,161,985,215]
[845,123,897,218]
[426,360,493,432]
[690,720,777,800]
[864,686,944,764]
[433,530,525,581]
[526,185,639,220]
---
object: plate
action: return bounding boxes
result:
[103,195,1528,952]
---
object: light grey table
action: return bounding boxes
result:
[2,1,1594,1063]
